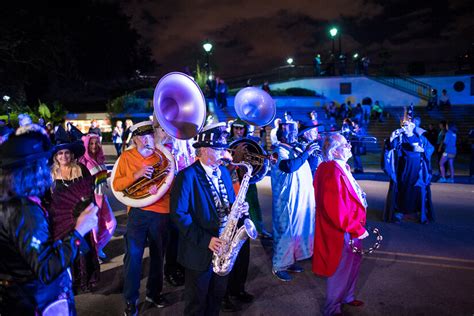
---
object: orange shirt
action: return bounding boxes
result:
[113,147,170,213]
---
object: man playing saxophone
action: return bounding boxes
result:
[170,122,249,316]
[112,121,171,316]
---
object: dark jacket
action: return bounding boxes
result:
[170,161,236,271]
[0,198,83,315]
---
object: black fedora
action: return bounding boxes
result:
[0,124,52,169]
[193,122,229,149]
[297,121,323,136]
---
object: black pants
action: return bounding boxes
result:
[226,239,250,296]
[164,221,183,275]
[184,265,229,316]
[123,209,169,303]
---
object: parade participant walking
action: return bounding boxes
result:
[113,121,171,315]
[271,122,318,282]
[383,107,434,224]
[170,122,249,315]
[79,133,117,263]
[313,133,369,316]
[0,124,98,315]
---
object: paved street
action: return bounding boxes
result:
[76,175,474,316]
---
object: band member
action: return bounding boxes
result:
[313,133,368,316]
[113,121,170,316]
[383,107,434,224]
[271,122,318,281]
[0,124,98,315]
[297,121,322,177]
[222,119,258,312]
[170,122,249,315]
[154,122,196,287]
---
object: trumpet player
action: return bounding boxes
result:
[170,122,249,316]
[271,122,318,282]
[112,121,171,316]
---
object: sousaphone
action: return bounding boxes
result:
[110,72,206,207]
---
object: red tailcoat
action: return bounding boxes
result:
[312,160,367,277]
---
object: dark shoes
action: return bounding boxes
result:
[229,291,254,303]
[123,302,138,316]
[286,263,304,273]
[272,269,294,282]
[346,299,364,307]
[145,295,169,308]
[221,296,242,312]
[165,270,184,287]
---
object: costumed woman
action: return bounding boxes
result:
[79,133,117,262]
[0,124,98,315]
[383,106,434,224]
[49,126,100,292]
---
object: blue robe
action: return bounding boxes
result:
[271,143,315,269]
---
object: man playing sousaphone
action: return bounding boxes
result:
[112,121,171,316]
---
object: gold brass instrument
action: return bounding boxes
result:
[122,148,172,199]
[227,138,275,183]
[212,161,258,276]
[111,72,206,207]
[111,143,176,208]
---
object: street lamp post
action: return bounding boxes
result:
[203,40,213,75]
[329,27,338,54]
[286,57,294,66]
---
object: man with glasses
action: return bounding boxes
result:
[271,122,319,281]
[313,133,369,316]
[170,122,249,315]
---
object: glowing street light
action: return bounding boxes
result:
[329,27,338,38]
[287,57,294,65]
[203,41,213,53]
[202,40,213,74]
[3,95,10,102]
[353,53,359,59]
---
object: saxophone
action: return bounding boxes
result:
[212,161,258,276]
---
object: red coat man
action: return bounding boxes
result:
[312,134,368,316]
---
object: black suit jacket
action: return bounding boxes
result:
[170,161,236,271]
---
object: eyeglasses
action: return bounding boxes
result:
[339,143,351,148]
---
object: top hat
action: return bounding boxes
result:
[0,124,52,169]
[130,121,154,137]
[297,121,322,136]
[193,122,229,149]
[52,125,85,159]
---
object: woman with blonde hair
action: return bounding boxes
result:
[50,125,100,293]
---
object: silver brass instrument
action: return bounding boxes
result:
[227,138,272,184]
[111,72,206,207]
[349,227,383,255]
[212,161,258,276]
[153,72,207,140]
[234,87,276,127]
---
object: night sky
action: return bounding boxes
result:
[122,0,474,78]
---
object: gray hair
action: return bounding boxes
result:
[322,133,344,162]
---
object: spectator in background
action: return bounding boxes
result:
[372,101,384,122]
[361,98,372,124]
[18,113,32,126]
[122,119,134,152]
[352,103,363,124]
[112,120,124,156]
[427,89,438,110]
[309,110,319,126]
[216,78,228,109]
[262,81,271,94]
[314,54,322,76]
[426,123,438,147]
[439,89,451,109]
[325,102,337,122]
[88,119,102,140]
[438,123,458,183]
[362,56,370,75]
[436,121,447,175]
[284,111,295,124]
